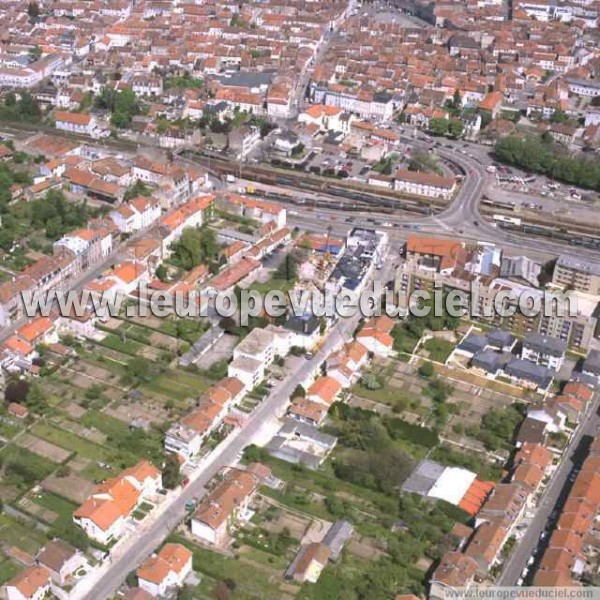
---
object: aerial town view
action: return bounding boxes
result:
[1,0,600,599]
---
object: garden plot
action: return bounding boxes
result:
[148,331,180,351]
[17,496,58,524]
[105,401,169,425]
[15,433,71,463]
[41,474,95,504]
[62,402,87,420]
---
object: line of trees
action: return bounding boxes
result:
[495,133,600,191]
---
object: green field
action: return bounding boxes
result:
[0,514,48,554]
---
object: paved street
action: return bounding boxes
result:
[499,393,600,585]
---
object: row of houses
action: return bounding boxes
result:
[429,372,597,597]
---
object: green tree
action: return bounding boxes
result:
[162,453,181,489]
[123,356,152,385]
[428,117,449,137]
[27,1,39,18]
[448,119,464,139]
[110,89,139,128]
[551,109,569,124]
[29,45,42,61]
[418,361,434,378]
[155,264,168,282]
[292,384,305,398]
[408,149,442,174]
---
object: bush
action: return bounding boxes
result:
[418,361,434,378]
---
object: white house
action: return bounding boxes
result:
[5,566,51,600]
[191,468,259,545]
[394,169,457,200]
[54,111,108,138]
[110,196,161,233]
[137,543,193,597]
[73,460,161,545]
[36,539,89,586]
[228,355,265,391]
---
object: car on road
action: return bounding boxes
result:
[304,352,314,360]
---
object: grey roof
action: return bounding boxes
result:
[522,332,567,358]
[322,520,354,561]
[487,329,516,349]
[401,459,445,496]
[457,333,488,354]
[583,349,600,375]
[517,416,547,445]
[178,326,224,368]
[266,438,322,470]
[277,419,337,448]
[285,313,320,336]
[506,358,553,388]
[556,254,600,278]
[471,349,510,374]
[218,72,274,88]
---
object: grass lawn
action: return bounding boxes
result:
[350,381,409,407]
[169,535,286,600]
[78,351,128,376]
[0,514,48,554]
[31,422,107,461]
[158,318,209,344]
[0,419,22,440]
[32,491,77,526]
[391,325,420,354]
[97,333,146,356]
[0,445,57,488]
[248,277,295,296]
[0,558,20,585]
[423,338,455,363]
[142,370,212,403]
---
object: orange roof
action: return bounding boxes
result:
[289,398,328,423]
[307,376,342,405]
[356,327,393,347]
[17,316,54,343]
[112,261,146,284]
[6,566,50,597]
[137,543,192,585]
[193,468,258,530]
[158,543,192,574]
[3,335,34,357]
[121,459,161,485]
[74,497,124,531]
[406,235,462,259]
[55,110,91,126]
[304,104,343,118]
[479,91,503,112]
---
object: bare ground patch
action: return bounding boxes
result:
[16,434,71,463]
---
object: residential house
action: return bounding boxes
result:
[285,543,331,583]
[110,196,162,233]
[137,543,193,597]
[191,468,259,545]
[36,539,88,586]
[394,169,457,200]
[5,566,51,600]
[521,332,567,371]
[73,460,161,544]
[429,552,478,600]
